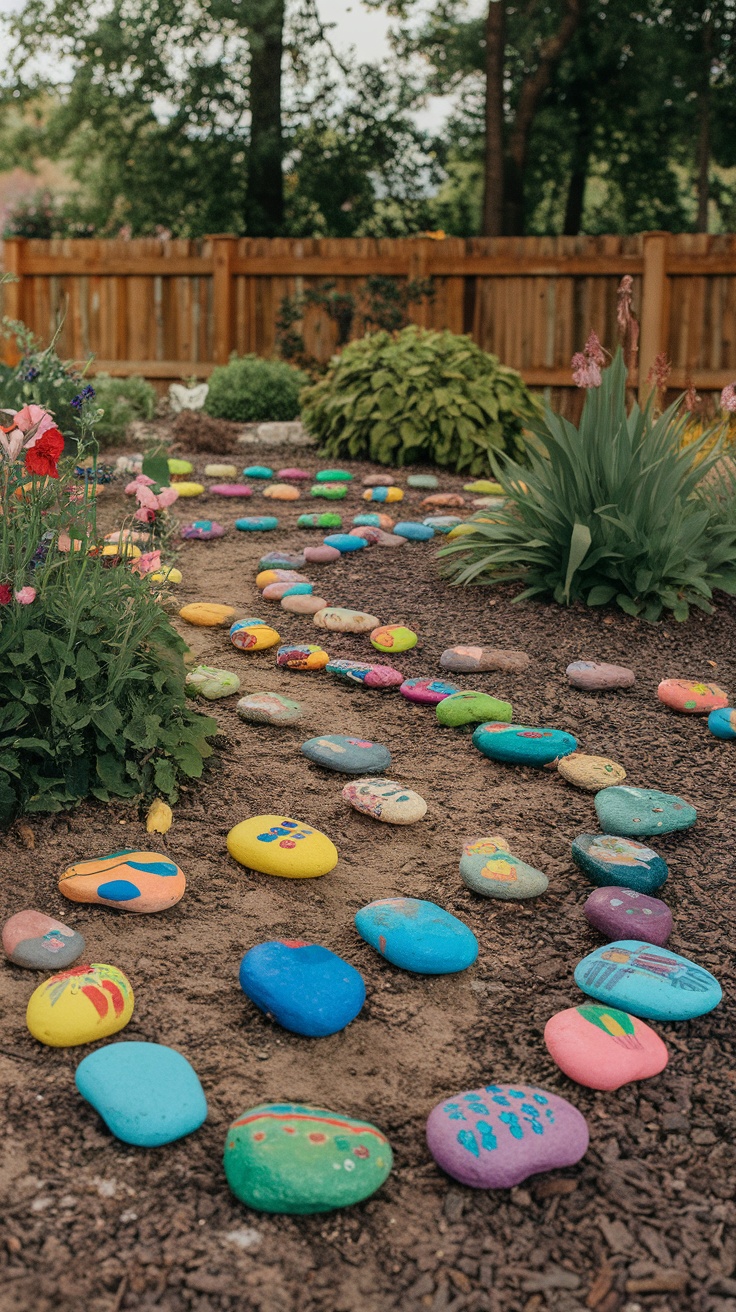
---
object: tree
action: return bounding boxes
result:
[242,0,285,235]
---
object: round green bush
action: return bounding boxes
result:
[204,355,308,423]
[92,373,157,446]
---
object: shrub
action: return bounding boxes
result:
[0,319,86,436]
[204,354,308,423]
[300,326,540,474]
[91,373,158,446]
[438,350,736,622]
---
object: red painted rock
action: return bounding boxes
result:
[657,679,728,713]
[584,886,672,945]
[3,910,85,969]
[566,661,636,690]
[544,1004,668,1090]
[303,545,341,563]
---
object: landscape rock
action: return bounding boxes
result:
[400,677,459,704]
[277,467,310,480]
[572,834,668,893]
[460,836,548,900]
[355,897,477,974]
[263,483,300,501]
[440,646,530,674]
[353,513,395,529]
[76,1041,207,1146]
[362,487,403,502]
[243,466,274,479]
[657,678,729,713]
[407,474,438,489]
[185,665,241,699]
[422,516,462,533]
[304,545,341,563]
[180,520,225,540]
[26,963,134,1047]
[235,516,279,531]
[574,940,722,1020]
[210,482,253,497]
[59,849,186,913]
[393,522,435,541]
[3,910,85,969]
[276,644,329,670]
[316,469,353,482]
[301,734,391,774]
[370,624,417,652]
[436,691,512,727]
[342,778,427,824]
[584,886,673,945]
[420,493,465,508]
[325,659,404,688]
[239,941,365,1035]
[230,619,281,651]
[310,484,346,499]
[544,1006,668,1090]
[297,513,342,529]
[281,594,328,615]
[256,568,307,588]
[322,533,366,553]
[595,786,696,836]
[227,815,338,878]
[259,551,306,568]
[204,464,237,478]
[237,693,303,725]
[708,706,736,739]
[179,602,235,627]
[313,608,380,633]
[566,661,636,690]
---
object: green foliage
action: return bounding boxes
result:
[0,319,86,436]
[92,373,157,446]
[438,350,736,622]
[276,276,435,373]
[300,326,540,474]
[204,354,308,423]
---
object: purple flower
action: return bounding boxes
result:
[720,383,736,413]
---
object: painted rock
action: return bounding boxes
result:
[179,602,235,627]
[310,484,346,500]
[370,529,406,548]
[259,551,307,569]
[427,1085,588,1188]
[281,594,328,615]
[708,706,736,739]
[298,513,342,529]
[313,607,380,633]
[407,474,438,489]
[421,493,465,508]
[572,834,668,893]
[237,693,303,725]
[205,463,238,478]
[473,722,577,766]
[276,644,329,670]
[544,1006,668,1091]
[59,849,186,913]
[316,469,353,482]
[566,661,636,690]
[26,963,134,1047]
[595,787,696,836]
[3,910,85,970]
[180,520,225,540]
[239,941,365,1036]
[423,516,462,533]
[243,465,273,479]
[348,526,383,544]
[173,482,205,497]
[263,581,310,600]
[211,483,253,497]
[278,467,310,480]
[235,516,280,531]
[574,940,722,1020]
[264,483,300,501]
[186,665,241,699]
[463,480,503,494]
[342,778,427,824]
[301,735,391,775]
[363,474,398,487]
[400,677,459,704]
[440,646,530,675]
[657,679,728,713]
[280,583,313,596]
[227,815,338,878]
[472,495,505,508]
[304,545,341,563]
[370,624,417,653]
[325,659,404,689]
[362,487,403,503]
[256,568,307,588]
[76,1041,207,1146]
[437,692,513,727]
[223,1103,392,1214]
[101,542,141,559]
[460,836,548,900]
[322,533,366,553]
[230,619,281,651]
[557,753,626,791]
[168,458,194,476]
[393,521,435,541]
[584,886,673,946]
[355,898,477,974]
[353,513,395,530]
[150,566,182,585]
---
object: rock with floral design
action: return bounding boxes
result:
[544,1005,668,1090]
[657,679,728,713]
[3,909,85,970]
[26,962,134,1046]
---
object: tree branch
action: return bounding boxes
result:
[508,0,582,172]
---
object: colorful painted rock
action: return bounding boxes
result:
[150,566,182,585]
[657,679,729,713]
[263,483,300,501]
[463,480,503,494]
[325,659,404,689]
[223,1103,392,1213]
[544,1006,668,1091]
[301,735,391,775]
[460,836,548,900]
[423,516,463,533]
[256,568,307,588]
[26,963,134,1047]
[370,624,417,653]
[364,528,405,548]
[316,469,353,482]
[313,608,380,633]
[348,526,383,544]
[440,646,530,674]
[59,849,186,913]
[421,493,465,508]
[263,581,310,600]
[204,463,238,478]
[566,661,636,690]
[304,545,341,563]
[276,644,329,671]
[237,693,303,725]
[211,483,252,497]
[364,474,398,487]
[239,941,365,1036]
[281,594,328,615]
[355,898,477,974]
[185,665,241,699]
[298,513,342,529]
[230,619,281,651]
[572,833,668,893]
[362,487,403,503]
[574,940,722,1020]
[243,465,273,479]
[278,467,310,480]
[557,754,626,791]
[322,533,366,553]
[173,482,205,497]
[180,520,225,540]
[584,886,673,946]
[76,1041,207,1146]
[407,474,438,489]
[400,678,459,705]
[595,787,696,837]
[310,484,347,500]
[353,513,395,530]
[168,458,194,476]
[179,602,235,627]
[235,516,279,531]
[473,722,577,766]
[393,522,435,541]
[3,910,85,970]
[227,815,338,879]
[708,706,736,739]
[280,583,313,596]
[259,551,307,568]
[342,778,427,825]
[437,692,512,727]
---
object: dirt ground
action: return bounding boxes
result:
[1,434,735,1312]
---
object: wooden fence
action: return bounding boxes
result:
[3,232,736,409]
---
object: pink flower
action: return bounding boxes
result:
[720,383,736,413]
[134,506,156,524]
[571,352,602,389]
[583,331,606,367]
[14,586,36,604]
[125,474,155,496]
[156,485,178,507]
[646,352,671,392]
[12,404,58,438]
[0,427,25,461]
[135,482,178,510]
[131,550,161,576]
[617,276,634,333]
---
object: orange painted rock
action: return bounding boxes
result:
[59,849,186,914]
[544,1004,668,1090]
[263,483,300,501]
[179,602,235,627]
[657,679,728,713]
[26,963,134,1047]
[420,493,465,509]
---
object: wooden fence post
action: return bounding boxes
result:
[638,231,669,405]
[209,235,237,364]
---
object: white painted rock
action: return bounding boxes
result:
[342,778,427,825]
[313,608,380,633]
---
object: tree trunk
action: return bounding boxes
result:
[244,0,285,236]
[563,99,592,234]
[482,0,505,237]
[695,7,713,233]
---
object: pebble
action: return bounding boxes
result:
[316,469,353,482]
[463,480,503,494]
[436,691,513,727]
[227,815,338,878]
[26,963,134,1047]
[223,1103,392,1213]
[310,483,346,499]
[370,624,417,652]
[259,551,306,568]
[342,778,427,824]
[322,533,366,553]
[566,660,636,690]
[244,465,273,479]
[298,513,342,529]
[3,910,85,969]
[574,940,722,1021]
[708,706,736,739]
[179,602,235,626]
[584,886,673,945]
[440,646,530,674]
[239,941,365,1036]
[180,520,225,540]
[557,753,626,791]
[235,516,279,531]
[423,516,462,533]
[355,897,477,974]
[400,677,459,704]
[362,487,403,503]
[460,836,548,900]
[186,665,241,699]
[256,568,306,588]
[407,474,438,489]
[301,735,391,774]
[276,644,329,670]
[281,594,328,615]
[304,545,341,563]
[210,483,252,497]
[59,849,186,913]
[173,481,205,497]
[230,619,281,651]
[278,467,310,480]
[595,786,696,836]
[657,678,729,713]
[393,522,435,541]
[544,1006,668,1091]
[325,659,404,689]
[426,1084,589,1188]
[472,723,577,766]
[262,581,309,600]
[314,608,380,633]
[168,458,194,476]
[205,463,237,478]
[264,483,300,501]
[76,1042,207,1146]
[572,834,668,893]
[421,493,465,508]
[237,693,303,725]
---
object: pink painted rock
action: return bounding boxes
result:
[263,483,300,501]
[210,484,253,497]
[421,493,465,509]
[657,678,728,713]
[363,474,398,487]
[281,594,329,615]
[584,886,673,946]
[544,1005,668,1091]
[3,910,85,970]
[566,661,635,690]
[349,527,382,544]
[400,678,459,705]
[303,545,341,563]
[262,581,312,601]
[277,467,310,480]
[426,1084,589,1188]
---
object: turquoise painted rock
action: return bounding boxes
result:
[185,665,241,699]
[708,707,736,740]
[407,474,438,489]
[237,693,303,725]
[281,583,313,597]
[298,513,343,529]
[239,941,365,1036]
[595,787,696,837]
[301,735,391,775]
[572,834,668,893]
[243,465,273,479]
[75,1041,207,1147]
[259,551,306,568]
[437,692,512,727]
[460,836,548,900]
[355,897,478,974]
[235,516,279,531]
[353,514,381,526]
[322,533,365,553]
[393,521,435,541]
[473,723,577,766]
[224,1103,392,1213]
[574,940,722,1021]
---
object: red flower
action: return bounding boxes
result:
[0,584,12,605]
[24,427,64,478]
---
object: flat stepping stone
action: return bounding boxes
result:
[313,608,380,633]
[440,646,529,674]
[657,678,728,713]
[437,692,512,727]
[301,735,391,775]
[27,963,134,1047]
[186,665,241,699]
[584,887,672,945]
[572,834,667,893]
[342,778,427,824]
[325,659,404,689]
[76,1041,207,1146]
[239,941,365,1036]
[473,723,577,767]
[566,661,635,690]
[557,753,626,791]
[59,849,186,914]
[574,940,722,1021]
[237,693,303,725]
[355,897,477,974]
[227,815,338,879]
[3,910,85,969]
[400,678,459,705]
[595,787,696,836]
[460,836,548,900]
[544,1006,668,1091]
[708,707,736,739]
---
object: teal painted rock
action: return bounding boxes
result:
[75,1041,207,1147]
[224,1103,392,1213]
[407,474,438,489]
[574,940,722,1021]
[310,484,347,500]
[185,665,241,700]
[235,516,279,531]
[243,466,273,479]
[301,735,391,775]
[437,692,512,727]
[472,723,577,766]
[595,787,696,837]
[708,707,736,740]
[393,521,435,541]
[353,514,381,527]
[355,897,478,974]
[298,513,343,529]
[572,834,668,893]
[316,469,353,483]
[460,836,548,900]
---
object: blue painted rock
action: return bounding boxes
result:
[276,643,329,671]
[595,787,696,836]
[235,517,280,531]
[437,692,512,727]
[185,665,241,699]
[281,583,313,597]
[59,849,186,913]
[180,520,225,540]
[316,469,353,482]
[400,678,459,705]
[657,678,728,713]
[325,659,403,689]
[301,735,391,774]
[322,534,366,553]
[426,1084,589,1188]
[3,910,85,969]
[237,693,303,725]
[472,722,577,766]
[566,661,635,690]
[572,833,668,893]
[243,465,273,479]
[342,778,427,824]
[544,1006,668,1090]
[298,513,343,529]
[239,941,365,1035]
[393,522,435,541]
[313,607,380,633]
[355,898,477,974]
[584,886,672,946]
[223,1103,392,1213]
[262,580,309,600]
[75,1041,207,1146]
[423,516,462,533]
[708,706,736,739]
[259,551,306,568]
[353,514,381,526]
[407,474,438,489]
[362,486,403,503]
[575,940,722,1020]
[227,815,338,879]
[460,836,548,900]
[440,646,530,674]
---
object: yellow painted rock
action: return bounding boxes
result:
[557,754,627,792]
[59,848,186,913]
[168,458,194,476]
[150,566,183,584]
[446,523,477,539]
[102,542,142,559]
[204,463,237,478]
[179,602,236,626]
[463,480,503,495]
[230,619,281,651]
[227,815,338,879]
[26,963,134,1047]
[173,482,205,497]
[362,487,403,503]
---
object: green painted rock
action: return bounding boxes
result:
[436,691,513,727]
[223,1103,393,1214]
[297,513,343,529]
[185,665,241,699]
[460,835,549,900]
[407,474,438,489]
[595,787,696,837]
[316,469,353,483]
[310,484,347,500]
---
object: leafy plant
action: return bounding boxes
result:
[204,354,308,423]
[438,350,736,622]
[0,318,89,436]
[91,373,157,446]
[300,326,540,474]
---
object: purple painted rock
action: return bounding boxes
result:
[277,467,310,480]
[584,886,672,946]
[566,661,636,690]
[303,545,341,563]
[210,483,253,497]
[544,1005,668,1091]
[3,909,85,969]
[426,1084,589,1188]
[400,678,460,705]
[180,520,225,540]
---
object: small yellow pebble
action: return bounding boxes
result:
[146,798,173,834]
